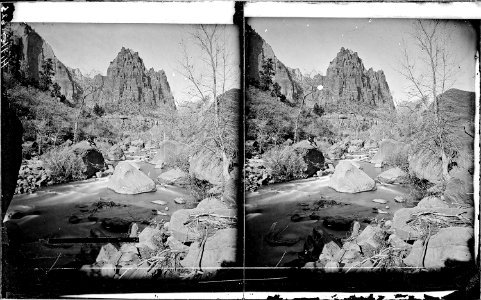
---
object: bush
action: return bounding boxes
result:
[42,146,87,183]
[403,175,433,207]
[384,148,409,172]
[165,149,190,173]
[187,177,213,203]
[262,145,307,183]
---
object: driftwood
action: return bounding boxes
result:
[264,222,300,246]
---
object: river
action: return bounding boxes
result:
[245,160,414,267]
[3,160,192,292]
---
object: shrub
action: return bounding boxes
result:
[262,145,307,183]
[164,149,190,173]
[187,177,213,203]
[403,175,433,207]
[42,146,87,183]
[384,148,409,172]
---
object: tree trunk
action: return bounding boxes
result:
[221,151,230,184]
[73,121,79,143]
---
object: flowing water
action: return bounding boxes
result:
[245,161,413,267]
[4,161,192,276]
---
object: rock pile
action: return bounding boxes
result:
[303,196,473,271]
[15,160,52,194]
[80,197,237,279]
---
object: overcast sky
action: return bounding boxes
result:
[248,18,477,104]
[29,23,240,104]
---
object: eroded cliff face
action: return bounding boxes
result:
[246,26,393,110]
[246,25,302,104]
[87,47,175,110]
[10,23,82,104]
[319,47,394,109]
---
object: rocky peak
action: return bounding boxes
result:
[319,47,394,109]
[86,47,175,110]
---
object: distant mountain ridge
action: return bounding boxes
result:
[246,25,394,110]
[8,23,175,111]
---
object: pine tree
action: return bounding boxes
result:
[259,57,275,91]
[39,58,54,91]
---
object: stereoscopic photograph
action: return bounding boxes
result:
[1,21,241,297]
[245,17,477,278]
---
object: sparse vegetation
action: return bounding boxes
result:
[41,146,87,183]
[262,145,307,183]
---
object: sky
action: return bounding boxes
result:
[248,18,477,104]
[29,23,240,104]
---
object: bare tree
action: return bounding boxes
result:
[398,20,459,180]
[293,73,322,143]
[178,25,237,182]
[73,78,102,143]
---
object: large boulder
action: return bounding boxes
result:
[328,161,376,193]
[169,198,235,242]
[444,170,474,206]
[391,205,473,241]
[293,140,325,177]
[107,161,156,194]
[107,144,126,161]
[408,147,443,184]
[189,149,225,186]
[180,228,237,272]
[370,139,406,165]
[404,227,473,268]
[71,141,105,178]
[157,168,189,186]
[150,140,184,168]
[376,167,408,184]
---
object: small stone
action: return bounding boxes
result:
[174,197,186,204]
[90,229,103,238]
[384,220,392,228]
[372,199,387,204]
[385,206,389,209]
[120,243,138,253]
[68,215,81,224]
[165,207,169,211]
[136,226,163,250]
[324,261,340,272]
[96,243,121,265]
[394,196,405,203]
[100,263,116,278]
[350,221,361,239]
[291,213,303,222]
[151,200,167,206]
[129,223,139,237]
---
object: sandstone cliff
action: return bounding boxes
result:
[9,23,82,104]
[246,25,302,105]
[86,47,175,110]
[319,47,394,109]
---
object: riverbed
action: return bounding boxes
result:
[3,160,193,287]
[245,161,414,267]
